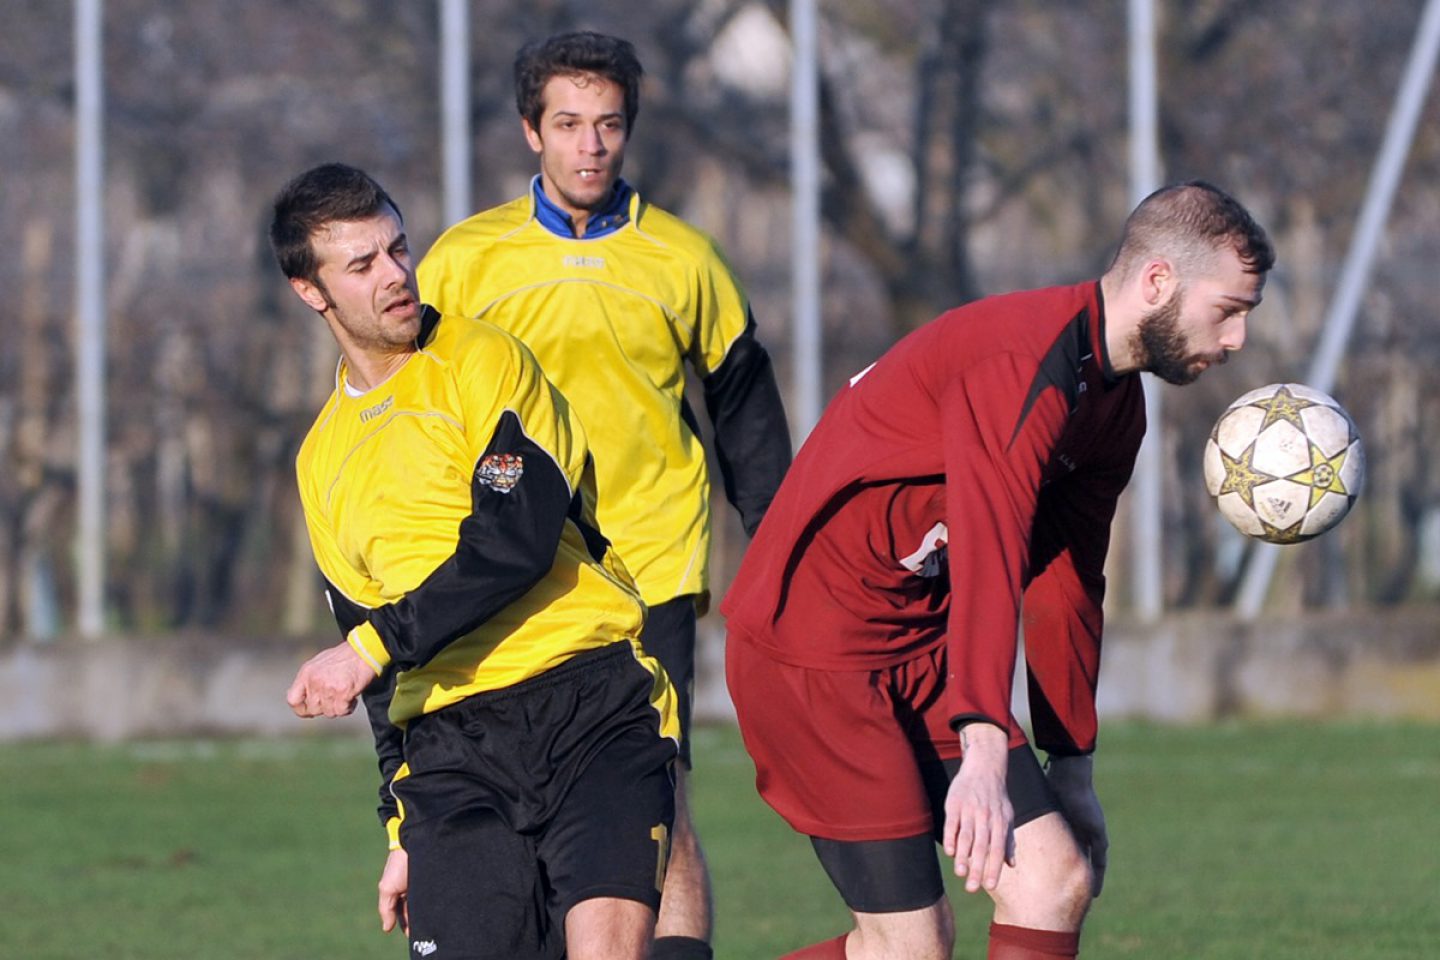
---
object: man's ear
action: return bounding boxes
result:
[522,118,544,155]
[1139,256,1177,306]
[290,275,330,314]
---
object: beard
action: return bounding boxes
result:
[327,287,421,352]
[1135,289,1204,385]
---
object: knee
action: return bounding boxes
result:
[1035,843,1093,926]
[850,900,954,960]
[1053,852,1094,923]
[993,844,1092,929]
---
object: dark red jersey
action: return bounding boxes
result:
[721,282,1145,755]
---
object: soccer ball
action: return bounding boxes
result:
[1202,383,1365,544]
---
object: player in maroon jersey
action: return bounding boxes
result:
[722,181,1274,960]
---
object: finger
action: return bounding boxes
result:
[954,815,977,879]
[966,817,994,892]
[322,693,358,718]
[285,672,308,710]
[942,809,961,858]
[962,813,988,891]
[981,815,1009,890]
[290,688,319,718]
[379,891,395,932]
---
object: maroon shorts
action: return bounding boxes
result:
[726,634,1038,842]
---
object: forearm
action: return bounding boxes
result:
[350,410,575,673]
[362,667,404,837]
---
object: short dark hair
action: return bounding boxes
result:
[1110,179,1276,281]
[268,163,402,283]
[513,31,644,133]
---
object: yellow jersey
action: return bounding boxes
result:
[296,307,656,725]
[418,180,791,608]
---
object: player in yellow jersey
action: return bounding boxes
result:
[272,162,679,960]
[418,34,792,959]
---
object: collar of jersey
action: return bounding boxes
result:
[529,175,635,239]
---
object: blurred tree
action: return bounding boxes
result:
[2,0,1438,642]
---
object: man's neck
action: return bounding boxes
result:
[1098,273,1143,376]
[531,176,632,239]
[328,318,415,393]
[342,349,412,393]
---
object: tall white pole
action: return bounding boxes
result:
[790,0,822,440]
[1128,0,1164,620]
[440,0,472,228]
[1236,0,1440,619]
[75,0,106,638]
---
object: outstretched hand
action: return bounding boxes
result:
[285,639,375,718]
[943,723,1015,893]
[1046,753,1109,896]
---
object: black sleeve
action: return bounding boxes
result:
[365,409,573,671]
[701,312,793,536]
[324,580,404,829]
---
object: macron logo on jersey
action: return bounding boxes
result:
[899,522,948,576]
[360,395,394,423]
[563,255,606,269]
[412,939,438,956]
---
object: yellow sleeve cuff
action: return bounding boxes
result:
[347,621,391,674]
[385,816,403,851]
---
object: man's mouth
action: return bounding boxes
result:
[383,295,417,316]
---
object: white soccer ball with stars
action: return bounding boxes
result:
[1203,383,1365,544]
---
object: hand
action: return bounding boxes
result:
[285,639,375,718]
[1046,754,1109,897]
[378,848,409,934]
[942,723,1015,893]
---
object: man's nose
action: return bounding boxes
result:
[1222,316,1247,352]
[378,252,407,285]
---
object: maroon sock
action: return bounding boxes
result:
[987,922,1081,959]
[779,933,848,959]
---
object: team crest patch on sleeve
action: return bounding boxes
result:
[476,453,524,493]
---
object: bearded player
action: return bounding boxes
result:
[723,181,1274,960]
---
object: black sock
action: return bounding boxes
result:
[652,935,714,960]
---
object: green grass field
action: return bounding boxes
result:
[2,720,1436,959]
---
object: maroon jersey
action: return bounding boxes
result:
[721,282,1145,755]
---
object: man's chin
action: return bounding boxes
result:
[382,313,422,345]
[1150,362,1204,386]
[563,181,617,208]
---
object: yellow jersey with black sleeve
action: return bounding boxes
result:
[417,179,791,609]
[296,306,661,725]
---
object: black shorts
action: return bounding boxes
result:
[639,596,698,767]
[394,643,678,960]
[810,745,1059,914]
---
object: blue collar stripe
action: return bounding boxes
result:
[531,176,634,239]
